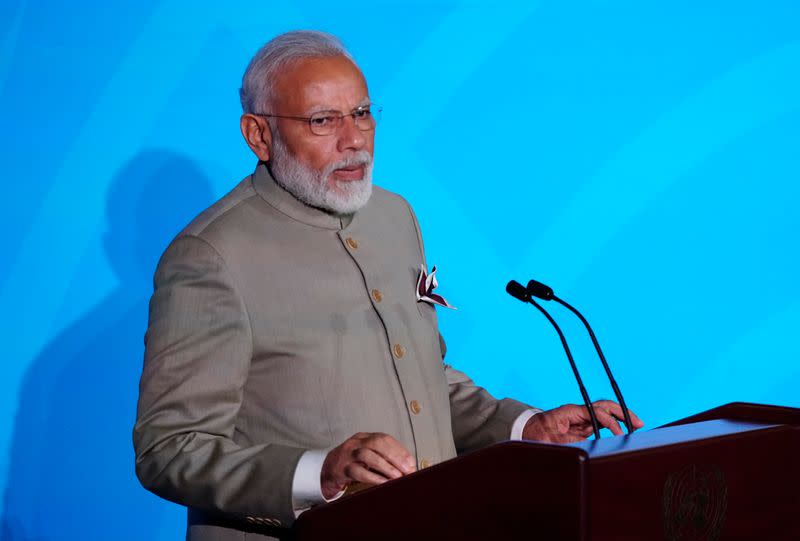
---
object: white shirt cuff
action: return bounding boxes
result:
[510,408,543,440]
[292,448,345,517]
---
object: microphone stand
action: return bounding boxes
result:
[507,281,601,440]
[552,295,634,433]
[527,279,635,433]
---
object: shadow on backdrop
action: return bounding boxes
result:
[1,150,215,541]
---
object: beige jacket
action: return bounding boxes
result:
[133,163,530,540]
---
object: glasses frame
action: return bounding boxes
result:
[253,104,381,136]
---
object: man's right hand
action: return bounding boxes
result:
[320,432,416,499]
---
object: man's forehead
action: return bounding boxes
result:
[273,55,369,113]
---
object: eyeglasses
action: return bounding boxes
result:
[254,104,382,136]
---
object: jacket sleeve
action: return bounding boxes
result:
[133,234,304,527]
[445,363,532,454]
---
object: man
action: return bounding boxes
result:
[134,30,642,540]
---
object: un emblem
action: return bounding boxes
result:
[662,465,728,541]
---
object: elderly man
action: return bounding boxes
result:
[133,30,641,540]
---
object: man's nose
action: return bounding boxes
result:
[336,115,367,152]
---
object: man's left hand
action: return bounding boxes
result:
[522,400,644,443]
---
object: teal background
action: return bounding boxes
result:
[2,1,799,539]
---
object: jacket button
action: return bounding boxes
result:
[346,237,359,249]
[393,343,406,359]
[371,289,383,302]
[410,400,421,414]
[419,459,430,469]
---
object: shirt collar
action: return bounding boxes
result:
[251,161,352,231]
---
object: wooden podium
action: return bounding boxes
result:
[286,402,800,540]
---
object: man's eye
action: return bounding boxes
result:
[310,115,336,126]
[353,109,371,119]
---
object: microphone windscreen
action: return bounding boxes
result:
[527,279,554,300]
[506,280,530,303]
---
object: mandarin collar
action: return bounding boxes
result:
[251,161,353,230]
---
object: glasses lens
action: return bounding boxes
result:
[354,107,380,131]
[308,113,341,135]
[307,107,382,135]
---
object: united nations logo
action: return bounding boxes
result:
[662,465,727,541]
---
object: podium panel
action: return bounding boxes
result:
[285,403,800,540]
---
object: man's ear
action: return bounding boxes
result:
[240,114,272,161]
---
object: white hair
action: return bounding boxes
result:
[269,129,373,214]
[239,30,354,114]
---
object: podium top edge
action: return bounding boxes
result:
[568,418,779,458]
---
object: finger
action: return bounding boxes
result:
[595,408,624,436]
[593,401,645,429]
[366,434,416,474]
[593,400,624,419]
[564,416,599,438]
[343,462,391,486]
[548,404,582,427]
[600,402,631,430]
[558,403,585,417]
[569,404,623,436]
[551,405,593,431]
[628,409,645,428]
[567,403,597,424]
[554,407,595,439]
[353,447,404,480]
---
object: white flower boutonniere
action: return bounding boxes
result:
[416,264,456,309]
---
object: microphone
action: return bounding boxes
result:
[525,279,553,300]
[506,280,532,303]
[526,279,635,433]
[506,280,601,440]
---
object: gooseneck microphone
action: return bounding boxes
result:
[526,279,635,433]
[506,280,601,440]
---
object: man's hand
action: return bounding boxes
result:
[320,432,416,499]
[522,400,645,444]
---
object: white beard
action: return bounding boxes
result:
[268,133,373,215]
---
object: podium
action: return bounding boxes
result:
[288,402,800,540]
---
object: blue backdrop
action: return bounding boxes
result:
[2,1,799,539]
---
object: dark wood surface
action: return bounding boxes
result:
[285,403,800,540]
[293,441,588,540]
[664,401,800,427]
[583,421,800,540]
